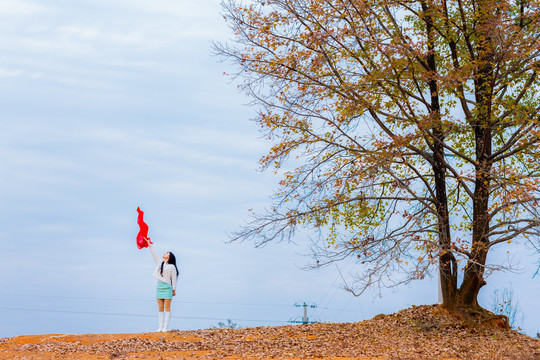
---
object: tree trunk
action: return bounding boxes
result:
[457,138,491,309]
[422,0,458,309]
[434,128,458,309]
[455,0,494,310]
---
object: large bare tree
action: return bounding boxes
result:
[215,0,540,313]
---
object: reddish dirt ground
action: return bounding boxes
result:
[1,305,538,360]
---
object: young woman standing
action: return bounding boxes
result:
[144,237,179,332]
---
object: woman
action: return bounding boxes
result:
[144,237,179,332]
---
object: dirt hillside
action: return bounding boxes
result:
[1,305,538,360]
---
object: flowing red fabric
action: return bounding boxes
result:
[136,207,152,249]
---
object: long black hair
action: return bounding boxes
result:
[160,252,179,276]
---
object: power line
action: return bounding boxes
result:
[0,293,291,307]
[315,262,357,320]
[0,293,360,315]
[332,294,356,322]
[0,293,150,302]
[0,306,288,324]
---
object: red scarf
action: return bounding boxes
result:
[136,207,152,249]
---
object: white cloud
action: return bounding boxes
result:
[0,68,24,77]
[32,223,73,234]
[0,0,49,16]
[0,67,42,79]
[114,0,220,18]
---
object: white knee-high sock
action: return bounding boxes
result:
[162,311,171,332]
[157,311,164,332]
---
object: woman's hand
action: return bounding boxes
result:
[173,290,176,296]
[143,237,152,247]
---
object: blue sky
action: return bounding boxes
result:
[0,0,538,338]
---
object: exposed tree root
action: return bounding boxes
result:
[440,304,511,330]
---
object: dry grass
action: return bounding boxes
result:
[1,305,538,360]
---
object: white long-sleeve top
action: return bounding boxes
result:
[149,247,178,291]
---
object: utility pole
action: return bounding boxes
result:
[288,302,318,324]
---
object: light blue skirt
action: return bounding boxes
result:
[156,281,173,299]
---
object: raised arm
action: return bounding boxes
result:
[144,237,160,264]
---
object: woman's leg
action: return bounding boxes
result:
[157,299,165,312]
[164,299,172,312]
[156,299,165,331]
[162,298,173,332]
